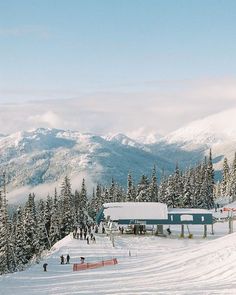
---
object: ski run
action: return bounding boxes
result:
[1,222,236,295]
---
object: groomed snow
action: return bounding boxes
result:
[1,222,236,294]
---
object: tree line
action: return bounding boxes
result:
[1,150,236,274]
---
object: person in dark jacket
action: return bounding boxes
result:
[167,228,172,235]
[66,254,70,264]
[86,236,90,244]
[43,263,48,271]
[80,257,85,264]
[60,255,65,264]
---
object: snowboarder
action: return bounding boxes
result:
[43,263,48,272]
[60,255,65,264]
[66,254,70,264]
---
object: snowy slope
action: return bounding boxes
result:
[2,227,236,294]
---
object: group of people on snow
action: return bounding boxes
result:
[73,223,93,239]
[60,254,70,264]
[73,223,97,244]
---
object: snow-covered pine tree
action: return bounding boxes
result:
[36,199,50,252]
[157,170,169,204]
[229,153,236,201]
[192,164,203,208]
[221,157,230,197]
[0,188,12,274]
[126,172,135,201]
[109,178,116,202]
[101,187,110,204]
[165,175,176,207]
[13,206,28,269]
[88,188,97,220]
[173,164,183,207]
[0,174,16,274]
[23,193,39,261]
[182,169,193,208]
[60,176,74,236]
[136,175,150,202]
[115,184,126,202]
[150,165,158,202]
[95,183,102,208]
[206,149,215,209]
[197,155,214,209]
[49,190,61,245]
[78,178,88,225]
[44,195,53,239]
[214,181,221,200]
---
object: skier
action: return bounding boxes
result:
[102,226,105,234]
[60,255,65,264]
[66,254,70,264]
[86,236,90,244]
[43,263,48,272]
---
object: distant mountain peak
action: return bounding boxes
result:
[163,107,236,146]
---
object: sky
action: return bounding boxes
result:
[1,0,236,136]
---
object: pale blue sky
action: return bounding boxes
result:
[1,0,236,99]
[0,1,236,134]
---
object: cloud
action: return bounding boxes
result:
[7,171,97,204]
[0,77,236,136]
[28,111,62,128]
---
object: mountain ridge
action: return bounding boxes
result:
[2,108,236,201]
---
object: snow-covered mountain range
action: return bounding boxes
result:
[0,128,172,200]
[1,107,236,200]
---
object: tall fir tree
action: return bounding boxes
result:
[60,176,74,236]
[221,157,230,197]
[150,165,158,202]
[126,173,135,201]
[136,175,150,202]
